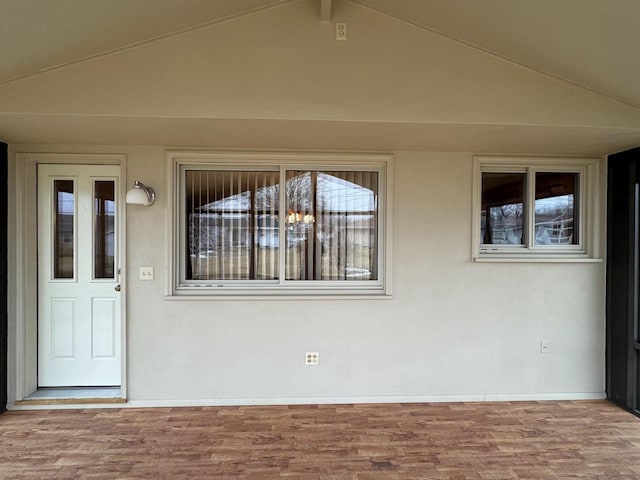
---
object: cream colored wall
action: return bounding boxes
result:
[7,145,606,403]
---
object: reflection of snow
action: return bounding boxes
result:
[534,194,574,245]
[534,216,574,245]
[535,194,573,214]
[197,191,251,212]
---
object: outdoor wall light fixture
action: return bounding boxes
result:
[125,180,156,206]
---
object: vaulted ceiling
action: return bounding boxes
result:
[354,0,640,109]
[0,0,639,154]
[0,0,288,83]
[2,0,638,108]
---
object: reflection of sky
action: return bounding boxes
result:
[197,173,375,213]
[199,191,251,212]
[317,173,375,212]
[58,192,74,215]
[58,195,114,216]
[93,199,116,215]
[535,195,573,214]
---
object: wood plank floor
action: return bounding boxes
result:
[1,400,640,479]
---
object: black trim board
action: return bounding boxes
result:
[606,146,640,413]
[0,142,7,414]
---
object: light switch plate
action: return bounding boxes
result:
[540,339,550,354]
[139,266,154,280]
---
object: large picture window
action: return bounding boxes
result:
[473,156,599,261]
[170,153,391,296]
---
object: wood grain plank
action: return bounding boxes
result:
[0,401,639,479]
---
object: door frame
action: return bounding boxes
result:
[13,153,127,401]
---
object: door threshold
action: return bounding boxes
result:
[15,387,125,406]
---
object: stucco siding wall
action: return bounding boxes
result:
[8,147,606,403]
[112,149,609,401]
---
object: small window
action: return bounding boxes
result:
[473,156,598,261]
[170,153,391,296]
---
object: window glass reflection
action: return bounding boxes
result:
[183,169,379,283]
[54,180,74,279]
[94,181,116,279]
[285,171,378,281]
[534,172,578,245]
[185,170,280,280]
[481,173,525,245]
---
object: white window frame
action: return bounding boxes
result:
[472,155,601,262]
[165,151,393,297]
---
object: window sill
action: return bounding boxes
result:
[473,255,603,263]
[164,292,393,301]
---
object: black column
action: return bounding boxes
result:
[607,147,640,413]
[0,142,7,414]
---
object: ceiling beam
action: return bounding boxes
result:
[320,0,331,21]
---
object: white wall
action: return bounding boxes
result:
[8,145,606,404]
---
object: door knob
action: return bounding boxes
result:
[115,284,121,292]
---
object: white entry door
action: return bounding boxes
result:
[38,164,121,387]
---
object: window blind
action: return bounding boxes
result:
[183,168,379,283]
[285,170,378,281]
[185,170,279,281]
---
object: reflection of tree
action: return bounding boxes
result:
[254,184,279,210]
[283,171,378,280]
[285,172,313,212]
[253,171,377,214]
[484,202,523,244]
[252,173,323,212]
[490,203,522,221]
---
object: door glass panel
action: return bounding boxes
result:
[94,181,116,279]
[53,179,75,279]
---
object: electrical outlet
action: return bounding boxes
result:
[139,266,154,281]
[305,352,319,365]
[336,22,347,40]
[540,340,550,354]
